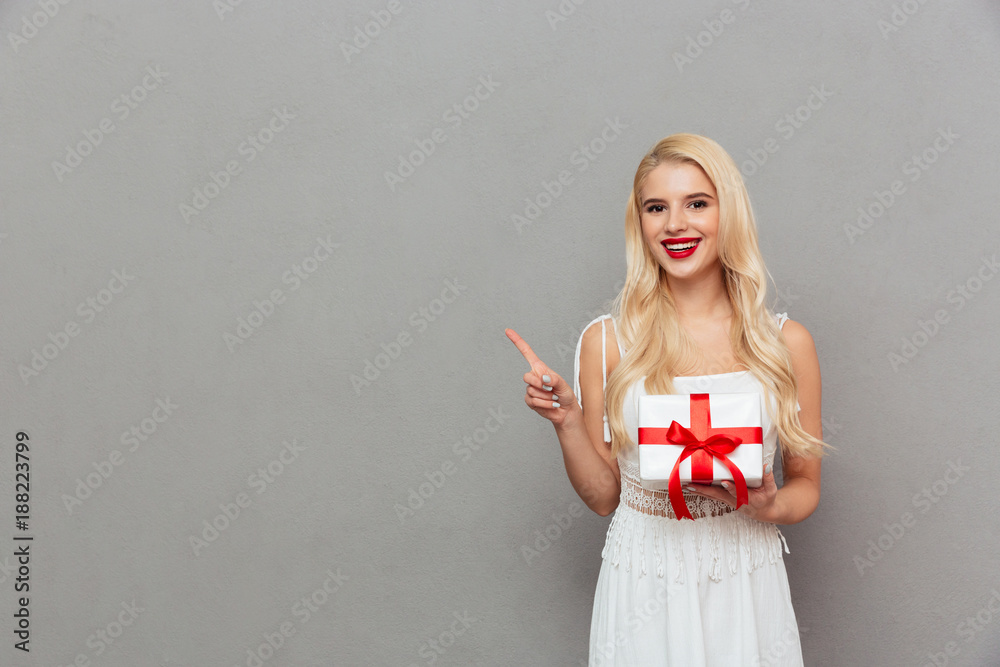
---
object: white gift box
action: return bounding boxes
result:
[637,392,764,491]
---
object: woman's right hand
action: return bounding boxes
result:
[504,328,582,429]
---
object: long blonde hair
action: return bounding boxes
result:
[604,133,830,460]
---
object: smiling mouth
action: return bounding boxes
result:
[662,238,701,256]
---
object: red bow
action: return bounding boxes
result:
[638,394,760,520]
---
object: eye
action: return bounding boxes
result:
[645,204,665,213]
[690,200,708,209]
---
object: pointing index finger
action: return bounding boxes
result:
[504,328,543,370]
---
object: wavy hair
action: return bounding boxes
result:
[603,133,830,460]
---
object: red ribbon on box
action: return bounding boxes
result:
[637,393,762,520]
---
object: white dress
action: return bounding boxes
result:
[573,312,804,667]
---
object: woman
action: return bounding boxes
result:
[505,133,830,666]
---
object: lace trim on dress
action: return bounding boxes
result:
[602,458,790,582]
[618,457,734,519]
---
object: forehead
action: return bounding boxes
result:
[640,162,716,199]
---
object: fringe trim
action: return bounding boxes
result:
[600,504,788,581]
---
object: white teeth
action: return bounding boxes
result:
[665,240,699,251]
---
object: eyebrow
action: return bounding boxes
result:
[640,192,715,206]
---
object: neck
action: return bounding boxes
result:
[665,267,731,324]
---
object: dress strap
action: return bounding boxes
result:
[572,313,616,443]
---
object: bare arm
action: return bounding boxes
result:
[759,319,823,524]
[549,414,621,516]
[564,321,622,515]
[505,325,621,516]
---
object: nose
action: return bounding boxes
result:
[664,207,687,233]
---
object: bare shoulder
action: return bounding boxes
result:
[579,317,620,377]
[579,320,605,391]
[780,319,817,365]
[780,318,822,406]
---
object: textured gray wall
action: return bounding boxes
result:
[1,1,998,665]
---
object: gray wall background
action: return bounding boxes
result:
[1,1,998,665]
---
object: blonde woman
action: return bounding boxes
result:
[505,133,829,665]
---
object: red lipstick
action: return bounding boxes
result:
[662,237,701,259]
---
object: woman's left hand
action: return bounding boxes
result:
[684,462,778,522]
